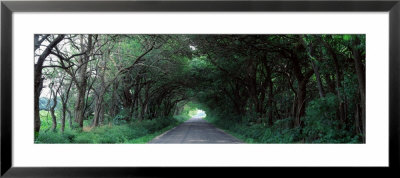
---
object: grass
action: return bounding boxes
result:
[125,123,179,143]
[213,126,247,143]
[126,109,197,143]
[203,116,248,143]
[203,114,297,143]
[204,114,362,144]
[36,110,191,144]
[38,110,72,131]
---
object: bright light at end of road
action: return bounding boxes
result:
[194,109,206,118]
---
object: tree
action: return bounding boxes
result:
[34,34,64,134]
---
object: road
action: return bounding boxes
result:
[148,117,243,144]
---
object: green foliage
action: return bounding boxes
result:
[39,110,71,131]
[173,115,190,122]
[67,124,147,143]
[302,93,340,142]
[125,124,179,144]
[73,133,94,143]
[342,35,352,41]
[39,110,54,131]
[35,129,77,143]
[36,115,187,144]
[112,110,129,125]
[205,114,299,143]
[35,131,71,143]
[205,99,362,143]
[137,118,174,133]
[301,93,361,143]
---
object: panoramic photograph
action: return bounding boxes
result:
[34,34,365,144]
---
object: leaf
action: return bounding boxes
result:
[343,35,351,41]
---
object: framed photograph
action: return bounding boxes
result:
[1,0,399,177]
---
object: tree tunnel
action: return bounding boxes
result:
[35,34,365,143]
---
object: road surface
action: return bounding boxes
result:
[149,117,243,144]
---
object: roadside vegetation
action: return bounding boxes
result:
[35,103,196,143]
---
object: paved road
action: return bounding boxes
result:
[149,117,243,144]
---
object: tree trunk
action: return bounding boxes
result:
[67,109,72,129]
[321,74,334,94]
[291,55,313,128]
[92,53,108,127]
[92,89,105,127]
[138,94,144,121]
[50,85,58,132]
[60,81,72,133]
[34,35,64,134]
[74,35,92,128]
[142,82,150,120]
[266,65,274,126]
[110,81,120,118]
[295,80,307,127]
[247,57,259,122]
[301,35,325,98]
[319,35,347,123]
[351,36,366,141]
[61,104,67,132]
[74,85,86,128]
[355,103,361,135]
[311,60,325,98]
[34,77,44,133]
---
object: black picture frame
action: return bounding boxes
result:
[1,0,399,177]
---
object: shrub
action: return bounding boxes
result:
[302,93,342,143]
[35,131,71,143]
[139,118,176,133]
[112,108,131,125]
[73,123,151,143]
[173,115,190,122]
[74,132,97,143]
[37,113,183,144]
[62,130,76,142]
